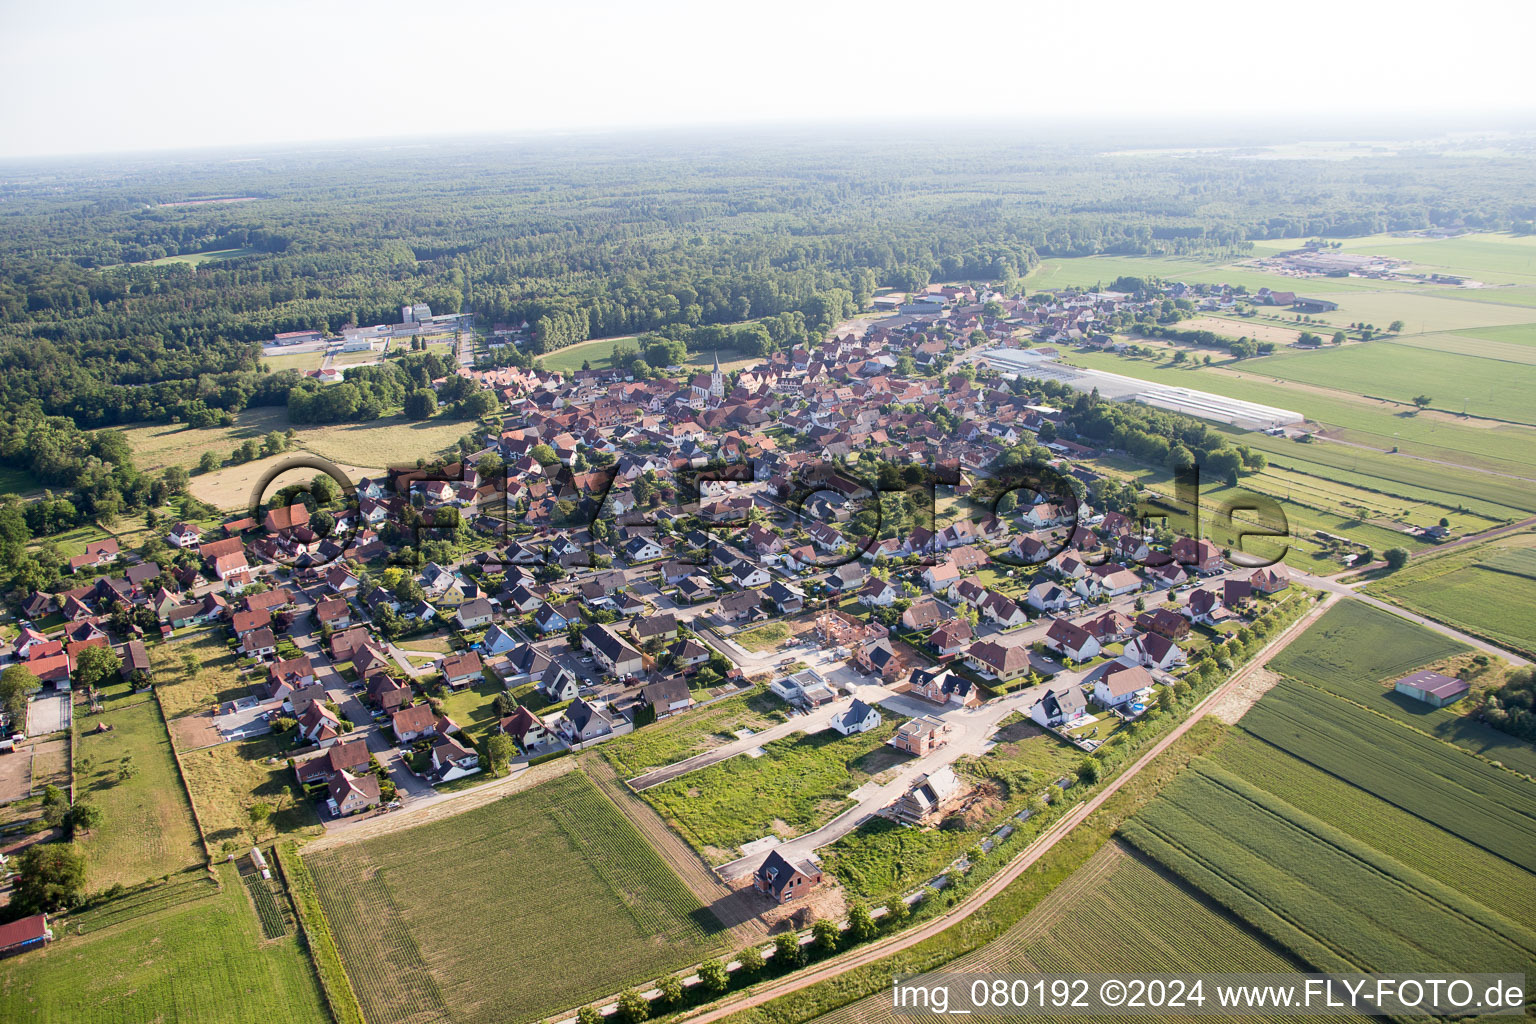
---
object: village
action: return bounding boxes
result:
[0,276,1322,911]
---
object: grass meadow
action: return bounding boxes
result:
[305,772,726,1024]
[74,700,206,890]
[153,633,257,718]
[0,865,329,1024]
[596,684,789,779]
[179,731,325,855]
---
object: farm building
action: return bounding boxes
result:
[1393,670,1469,708]
[0,913,52,958]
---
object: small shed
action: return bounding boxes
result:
[1393,670,1469,708]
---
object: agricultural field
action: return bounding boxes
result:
[1120,759,1536,975]
[814,843,1318,1024]
[1267,600,1468,692]
[1366,533,1536,660]
[189,451,379,511]
[1248,342,1536,425]
[1022,253,1372,297]
[595,684,789,779]
[1211,733,1536,925]
[153,633,258,718]
[305,772,726,1024]
[73,700,206,889]
[1063,349,1536,478]
[120,405,473,479]
[1177,315,1303,347]
[0,866,330,1024]
[642,715,902,862]
[1456,322,1536,347]
[1239,680,1536,872]
[178,731,325,856]
[1266,598,1536,774]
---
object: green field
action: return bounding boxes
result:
[1063,349,1536,477]
[813,842,1317,1024]
[1268,600,1468,691]
[263,350,327,373]
[139,247,258,267]
[179,731,325,855]
[1211,733,1536,925]
[1248,342,1536,424]
[0,866,329,1024]
[306,772,726,1024]
[74,700,206,890]
[1266,598,1536,773]
[597,685,789,779]
[1366,534,1536,660]
[1120,758,1536,976]
[643,715,902,862]
[1456,323,1536,347]
[538,335,639,373]
[1240,680,1536,871]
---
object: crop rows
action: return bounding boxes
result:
[1211,734,1536,925]
[243,872,289,939]
[306,855,452,1024]
[1240,679,1536,871]
[1121,761,1536,976]
[306,772,722,1024]
[1268,601,1467,690]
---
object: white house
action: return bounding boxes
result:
[1121,631,1186,671]
[1094,664,1154,710]
[829,698,882,736]
[1026,582,1080,614]
[1044,618,1101,664]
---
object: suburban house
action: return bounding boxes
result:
[1136,608,1191,641]
[455,598,496,630]
[1171,537,1223,574]
[1025,582,1079,613]
[1121,630,1186,671]
[890,714,952,755]
[439,652,484,690]
[641,676,694,719]
[1029,685,1088,728]
[888,766,968,825]
[1250,565,1291,594]
[1044,618,1101,664]
[753,849,823,903]
[908,666,980,708]
[928,619,973,658]
[560,697,621,744]
[294,738,372,787]
[366,673,413,712]
[297,701,343,747]
[391,703,456,743]
[966,639,1032,683]
[327,771,382,816]
[829,698,882,736]
[429,735,481,783]
[500,705,559,751]
[1094,663,1154,710]
[582,623,644,679]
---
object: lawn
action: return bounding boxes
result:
[596,684,789,779]
[642,714,902,862]
[179,732,325,856]
[437,674,505,746]
[305,772,726,1024]
[262,350,327,373]
[0,864,330,1024]
[1366,533,1536,660]
[1121,758,1536,976]
[818,817,973,903]
[154,634,257,718]
[73,700,206,889]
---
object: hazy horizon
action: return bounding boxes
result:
[5,0,1535,161]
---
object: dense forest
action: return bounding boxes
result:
[2,126,1533,438]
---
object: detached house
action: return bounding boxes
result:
[753,849,823,904]
[1094,664,1154,710]
[829,698,882,736]
[1030,685,1087,728]
[327,771,382,816]
[500,705,559,751]
[1171,537,1223,574]
[439,652,484,690]
[1044,619,1100,664]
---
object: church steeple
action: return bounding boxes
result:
[710,350,725,399]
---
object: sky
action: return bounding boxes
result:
[3,0,1535,160]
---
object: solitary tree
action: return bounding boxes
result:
[73,644,123,692]
[773,932,804,969]
[846,903,877,942]
[615,990,650,1024]
[1412,395,1432,410]
[697,958,729,993]
[1384,547,1410,571]
[737,944,766,975]
[247,801,273,842]
[575,1007,603,1024]
[812,919,841,955]
[67,802,103,836]
[10,842,87,915]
